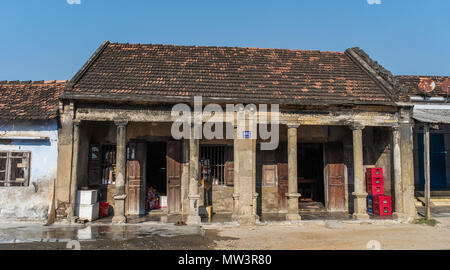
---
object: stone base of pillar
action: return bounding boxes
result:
[186,194,201,225]
[352,213,370,220]
[112,215,127,223]
[393,212,415,222]
[352,192,369,220]
[186,214,201,224]
[286,193,301,221]
[236,214,259,225]
[113,194,127,224]
[231,194,240,221]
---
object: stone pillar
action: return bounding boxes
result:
[186,124,201,224]
[232,124,240,220]
[68,119,81,221]
[399,108,417,219]
[55,101,74,220]
[350,123,369,219]
[112,120,128,223]
[392,125,405,219]
[235,122,259,225]
[286,124,301,221]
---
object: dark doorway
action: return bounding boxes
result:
[298,143,325,204]
[146,142,167,212]
[418,133,447,189]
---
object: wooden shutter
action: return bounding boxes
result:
[277,143,288,211]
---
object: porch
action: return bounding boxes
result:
[56,104,417,224]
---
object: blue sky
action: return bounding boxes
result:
[0,0,449,81]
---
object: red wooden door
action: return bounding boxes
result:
[125,142,146,215]
[167,141,182,214]
[326,142,346,211]
[277,142,288,211]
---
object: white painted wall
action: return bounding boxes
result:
[0,119,58,222]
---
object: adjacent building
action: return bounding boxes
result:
[397,76,450,193]
[0,80,65,221]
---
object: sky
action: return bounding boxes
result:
[0,0,449,81]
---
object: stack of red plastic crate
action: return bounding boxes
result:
[366,168,392,216]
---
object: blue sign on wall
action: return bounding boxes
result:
[243,130,251,139]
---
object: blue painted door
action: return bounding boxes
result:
[418,133,447,189]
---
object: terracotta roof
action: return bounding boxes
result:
[0,80,67,120]
[63,41,396,106]
[396,75,450,97]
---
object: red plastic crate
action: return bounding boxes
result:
[373,195,392,216]
[366,183,384,195]
[366,168,383,178]
[366,175,384,186]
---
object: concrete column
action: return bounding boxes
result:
[186,124,201,224]
[68,119,81,221]
[232,124,240,220]
[392,125,405,219]
[286,124,301,221]
[350,123,369,219]
[112,120,128,223]
[399,109,417,219]
[235,124,259,224]
[55,101,74,220]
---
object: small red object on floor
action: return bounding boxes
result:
[99,202,110,217]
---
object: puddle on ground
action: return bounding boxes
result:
[0,224,201,243]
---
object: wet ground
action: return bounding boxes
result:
[1,206,449,250]
[0,223,218,250]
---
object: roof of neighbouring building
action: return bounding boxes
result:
[61,41,399,106]
[0,80,67,120]
[396,75,450,97]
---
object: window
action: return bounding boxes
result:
[0,152,30,187]
[200,145,227,185]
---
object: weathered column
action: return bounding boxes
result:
[55,101,74,220]
[392,125,405,219]
[68,119,81,221]
[186,124,201,224]
[350,123,369,219]
[112,120,128,223]
[399,108,417,219]
[234,114,259,224]
[232,124,240,220]
[286,124,301,221]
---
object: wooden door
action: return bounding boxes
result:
[277,142,288,211]
[262,150,277,187]
[326,142,346,211]
[167,141,182,213]
[125,142,147,215]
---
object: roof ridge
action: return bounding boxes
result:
[396,75,450,79]
[108,42,344,54]
[0,80,68,85]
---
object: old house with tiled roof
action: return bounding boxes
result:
[0,80,66,221]
[396,75,450,208]
[55,41,417,224]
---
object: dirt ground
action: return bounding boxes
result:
[206,218,450,250]
[1,208,450,250]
